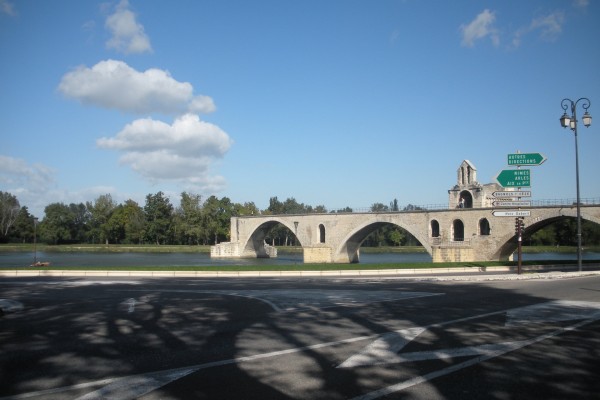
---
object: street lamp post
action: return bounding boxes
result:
[560,97,592,272]
[33,217,38,266]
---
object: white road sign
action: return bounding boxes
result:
[493,210,531,217]
[492,191,532,198]
[493,201,531,207]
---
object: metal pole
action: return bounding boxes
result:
[33,218,38,265]
[517,217,522,275]
[561,98,591,273]
[573,111,582,272]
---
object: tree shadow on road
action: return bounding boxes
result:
[1,276,600,399]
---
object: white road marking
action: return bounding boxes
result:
[9,297,598,400]
[7,332,384,400]
[75,366,198,400]
[124,298,136,313]
[115,289,443,312]
[505,299,600,325]
[349,317,598,400]
[338,327,425,368]
[0,299,24,313]
[339,300,600,369]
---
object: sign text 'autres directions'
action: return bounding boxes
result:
[507,153,547,166]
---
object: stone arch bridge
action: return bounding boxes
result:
[211,205,600,263]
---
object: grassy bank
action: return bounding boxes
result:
[5,259,599,272]
[2,244,598,254]
[0,244,212,253]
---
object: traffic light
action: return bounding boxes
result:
[514,217,525,236]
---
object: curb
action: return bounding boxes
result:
[1,266,599,280]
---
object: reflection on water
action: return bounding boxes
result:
[0,250,599,268]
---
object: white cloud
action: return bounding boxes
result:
[0,155,55,191]
[512,12,565,48]
[97,114,233,192]
[531,12,564,40]
[105,0,152,54]
[58,59,216,115]
[0,0,16,16]
[460,9,499,47]
[0,155,56,217]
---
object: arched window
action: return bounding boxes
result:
[453,220,464,241]
[319,224,326,243]
[479,218,491,235]
[430,220,440,237]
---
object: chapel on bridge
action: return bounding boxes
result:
[448,160,501,209]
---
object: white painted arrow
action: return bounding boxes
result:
[338,327,425,368]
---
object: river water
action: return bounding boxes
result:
[1,250,599,268]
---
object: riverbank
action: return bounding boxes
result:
[2,244,598,254]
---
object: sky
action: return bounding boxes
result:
[1,0,599,218]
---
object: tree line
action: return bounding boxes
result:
[0,191,598,247]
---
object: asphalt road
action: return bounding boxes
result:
[1,274,600,399]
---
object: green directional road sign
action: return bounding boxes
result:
[507,153,547,166]
[495,169,531,187]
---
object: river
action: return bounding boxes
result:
[1,250,599,268]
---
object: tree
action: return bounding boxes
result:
[370,203,389,212]
[144,192,173,245]
[175,192,203,245]
[233,201,260,217]
[113,199,146,244]
[0,191,20,241]
[312,205,327,213]
[7,206,35,243]
[39,203,74,244]
[87,194,116,244]
[201,196,234,244]
[69,203,90,243]
[332,207,353,213]
[266,196,284,215]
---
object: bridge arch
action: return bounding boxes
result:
[493,211,600,260]
[336,219,430,263]
[242,218,303,257]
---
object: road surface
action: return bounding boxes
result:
[1,274,599,399]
